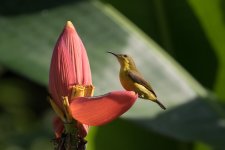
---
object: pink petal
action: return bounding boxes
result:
[77,122,89,138]
[69,91,138,126]
[80,43,92,85]
[68,24,92,86]
[49,21,92,107]
[53,117,64,138]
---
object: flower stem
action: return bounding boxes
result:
[54,121,80,150]
[64,121,78,150]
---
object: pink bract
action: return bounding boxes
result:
[49,21,138,139]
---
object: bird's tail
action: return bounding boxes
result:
[155,100,166,110]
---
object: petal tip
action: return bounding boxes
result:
[127,91,138,97]
[66,21,75,29]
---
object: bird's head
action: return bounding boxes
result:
[107,51,136,69]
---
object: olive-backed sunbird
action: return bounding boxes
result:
[108,51,166,110]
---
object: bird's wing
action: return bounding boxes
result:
[128,71,157,97]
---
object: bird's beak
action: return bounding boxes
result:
[107,51,119,57]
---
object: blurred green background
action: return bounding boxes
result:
[0,0,225,149]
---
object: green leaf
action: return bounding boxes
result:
[86,119,192,150]
[188,0,225,101]
[0,1,225,149]
[102,0,219,93]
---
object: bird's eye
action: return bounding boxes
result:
[123,55,127,57]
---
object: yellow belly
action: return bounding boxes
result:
[119,71,135,91]
[119,70,157,101]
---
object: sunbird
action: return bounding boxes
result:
[108,51,166,110]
